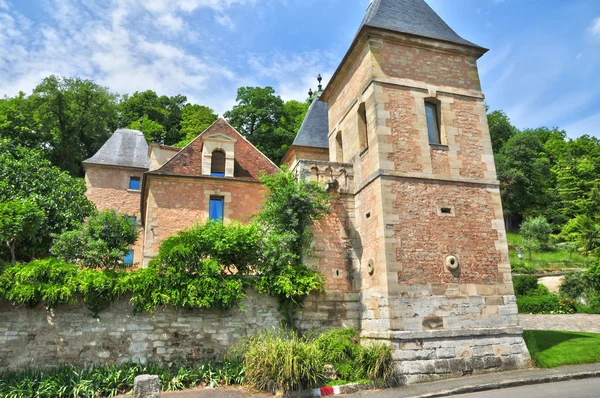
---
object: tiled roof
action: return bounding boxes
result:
[83,129,150,169]
[148,118,278,181]
[291,99,329,149]
[361,0,484,49]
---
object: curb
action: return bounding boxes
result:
[286,382,374,397]
[403,370,600,398]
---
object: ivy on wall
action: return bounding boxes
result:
[0,169,331,327]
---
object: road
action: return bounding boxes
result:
[447,378,600,398]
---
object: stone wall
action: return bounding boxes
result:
[0,290,362,371]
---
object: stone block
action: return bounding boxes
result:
[134,375,160,398]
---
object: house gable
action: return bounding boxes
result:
[148,118,278,181]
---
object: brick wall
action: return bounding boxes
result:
[85,164,146,265]
[143,176,268,262]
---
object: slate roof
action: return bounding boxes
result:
[83,129,150,169]
[291,99,329,149]
[148,118,278,181]
[360,0,484,49]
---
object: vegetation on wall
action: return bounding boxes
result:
[0,328,396,397]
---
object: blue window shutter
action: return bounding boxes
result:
[124,250,134,265]
[129,177,141,190]
[209,197,224,221]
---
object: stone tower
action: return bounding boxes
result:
[300,0,530,382]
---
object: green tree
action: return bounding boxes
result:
[0,92,46,149]
[225,86,293,163]
[118,90,187,145]
[487,109,517,153]
[520,216,552,260]
[175,104,218,147]
[495,131,551,229]
[30,76,119,176]
[52,210,138,270]
[0,140,95,260]
[0,199,46,263]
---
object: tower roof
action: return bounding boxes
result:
[83,128,150,169]
[360,0,483,49]
[291,99,329,149]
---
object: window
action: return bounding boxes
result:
[335,131,343,163]
[425,102,441,144]
[211,150,226,177]
[209,196,224,221]
[129,177,141,191]
[124,250,134,265]
[358,103,368,153]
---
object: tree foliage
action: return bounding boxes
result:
[224,87,309,163]
[0,199,46,263]
[52,210,139,270]
[0,140,95,261]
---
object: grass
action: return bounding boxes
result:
[507,232,590,273]
[523,330,600,368]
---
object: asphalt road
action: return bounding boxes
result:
[448,378,600,398]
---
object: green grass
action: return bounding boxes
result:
[507,232,590,273]
[523,330,600,368]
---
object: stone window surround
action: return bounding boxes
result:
[204,188,232,223]
[201,133,237,178]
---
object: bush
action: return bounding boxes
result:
[517,295,577,314]
[0,361,243,398]
[560,271,588,299]
[513,274,539,297]
[243,330,324,393]
[52,210,138,270]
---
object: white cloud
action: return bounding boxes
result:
[588,17,600,39]
[562,112,600,138]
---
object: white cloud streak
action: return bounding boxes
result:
[588,17,600,39]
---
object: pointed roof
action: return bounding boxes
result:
[83,128,150,169]
[148,118,278,181]
[291,99,329,149]
[360,0,483,49]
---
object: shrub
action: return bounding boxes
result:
[52,210,138,270]
[513,274,539,297]
[517,295,576,314]
[560,271,588,299]
[243,330,324,393]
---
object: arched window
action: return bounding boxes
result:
[211,150,226,177]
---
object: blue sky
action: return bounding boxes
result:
[0,0,599,138]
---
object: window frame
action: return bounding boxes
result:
[425,101,442,145]
[129,177,141,191]
[209,196,225,222]
[210,149,226,178]
[358,102,369,155]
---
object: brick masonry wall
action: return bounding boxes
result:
[85,164,146,265]
[0,290,360,370]
[143,176,267,261]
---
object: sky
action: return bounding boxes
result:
[0,0,599,138]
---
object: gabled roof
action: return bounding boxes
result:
[148,118,278,181]
[83,128,150,169]
[361,0,484,49]
[291,99,329,149]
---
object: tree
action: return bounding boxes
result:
[52,210,138,270]
[0,199,45,263]
[520,216,552,260]
[118,90,187,145]
[30,76,119,176]
[495,132,551,229]
[0,140,95,260]
[0,92,46,149]
[487,109,517,153]
[224,86,288,163]
[175,104,218,147]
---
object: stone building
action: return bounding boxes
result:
[83,0,530,383]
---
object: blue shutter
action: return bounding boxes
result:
[124,250,134,265]
[209,197,224,221]
[129,177,141,190]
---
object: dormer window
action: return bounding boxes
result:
[211,150,226,177]
[201,132,237,178]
